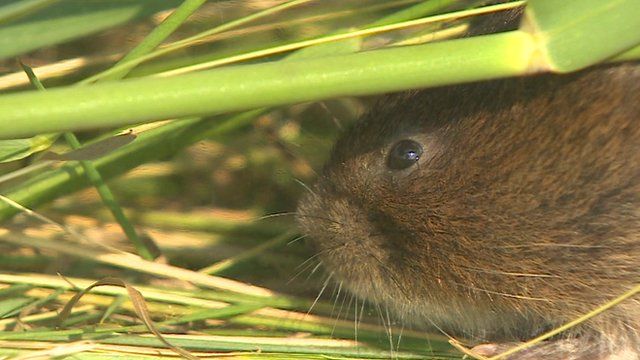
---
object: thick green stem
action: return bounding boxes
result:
[0,31,534,139]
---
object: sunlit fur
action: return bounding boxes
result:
[297,64,640,359]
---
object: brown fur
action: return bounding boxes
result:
[297,63,640,359]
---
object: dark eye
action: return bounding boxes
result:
[387,139,423,170]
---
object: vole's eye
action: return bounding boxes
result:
[387,139,423,170]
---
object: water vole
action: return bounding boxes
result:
[297,63,640,359]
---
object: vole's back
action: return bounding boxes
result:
[423,62,640,339]
[448,64,640,358]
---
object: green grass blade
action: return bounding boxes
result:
[0,298,32,318]
[0,284,32,298]
[0,0,180,60]
[95,0,208,82]
[524,0,640,72]
[64,132,154,260]
[0,134,58,163]
[0,0,59,25]
[199,230,297,275]
[3,288,65,318]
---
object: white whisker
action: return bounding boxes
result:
[294,178,317,197]
[255,212,297,221]
[305,261,323,281]
[307,273,332,315]
[330,281,346,337]
[287,234,307,246]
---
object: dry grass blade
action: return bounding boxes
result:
[11,340,96,360]
[0,54,120,90]
[57,277,200,360]
[448,339,488,360]
[0,195,273,297]
[0,304,95,332]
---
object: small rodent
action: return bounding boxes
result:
[297,63,640,359]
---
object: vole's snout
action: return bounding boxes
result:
[297,188,368,251]
[296,185,394,293]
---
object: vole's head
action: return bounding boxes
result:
[296,87,498,331]
[296,65,640,339]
